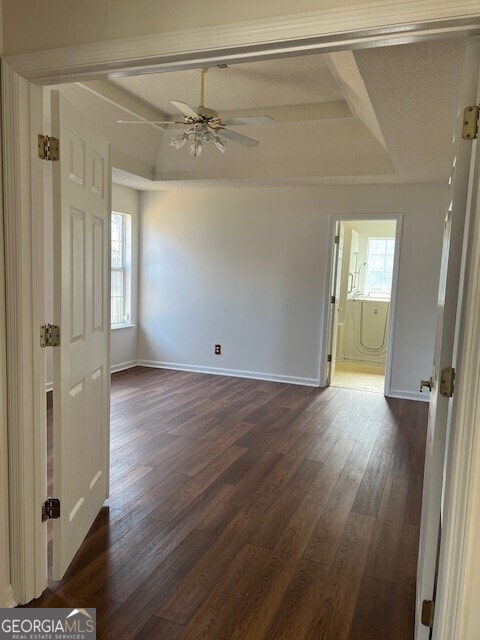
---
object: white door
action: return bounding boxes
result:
[326,222,344,385]
[415,45,480,639]
[51,90,111,580]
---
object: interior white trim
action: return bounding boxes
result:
[388,389,429,403]
[326,50,387,149]
[111,323,137,331]
[109,361,139,374]
[79,80,167,132]
[320,213,403,398]
[433,103,480,639]
[137,359,320,387]
[2,61,47,605]
[414,42,480,640]
[5,1,480,84]
[0,66,12,610]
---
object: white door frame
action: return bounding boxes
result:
[1,63,47,605]
[431,70,480,640]
[326,220,344,386]
[415,40,480,640]
[1,0,479,617]
[0,88,14,609]
[321,213,403,395]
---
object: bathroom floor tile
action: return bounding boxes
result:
[333,360,385,393]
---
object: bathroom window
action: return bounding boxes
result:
[111,212,132,326]
[365,237,395,297]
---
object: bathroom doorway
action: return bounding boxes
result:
[326,216,401,394]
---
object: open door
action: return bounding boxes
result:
[326,222,344,385]
[51,91,111,580]
[415,44,480,639]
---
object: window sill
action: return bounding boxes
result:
[111,323,137,331]
[354,295,391,302]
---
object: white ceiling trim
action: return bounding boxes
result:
[78,80,168,131]
[326,51,387,149]
[112,167,445,190]
[219,102,353,122]
[6,0,480,84]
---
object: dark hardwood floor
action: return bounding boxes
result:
[34,366,427,640]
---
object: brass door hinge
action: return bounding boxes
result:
[331,295,336,304]
[38,134,59,161]
[334,235,340,244]
[462,105,479,140]
[440,366,455,398]
[327,354,332,363]
[40,324,60,348]
[42,498,61,522]
[421,599,435,628]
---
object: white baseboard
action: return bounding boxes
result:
[137,359,320,387]
[388,388,429,403]
[47,361,425,398]
[46,360,139,391]
[111,360,139,374]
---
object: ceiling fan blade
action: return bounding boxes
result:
[170,100,199,119]
[219,128,259,147]
[117,120,182,125]
[222,116,273,126]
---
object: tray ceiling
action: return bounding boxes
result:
[55,38,467,186]
[111,54,345,116]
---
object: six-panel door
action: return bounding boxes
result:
[51,91,111,580]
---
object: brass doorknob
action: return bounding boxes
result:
[420,377,433,392]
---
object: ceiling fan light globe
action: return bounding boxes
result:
[214,137,227,153]
[202,131,215,144]
[190,140,202,157]
[169,134,188,149]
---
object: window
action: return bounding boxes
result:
[365,237,395,297]
[111,212,132,326]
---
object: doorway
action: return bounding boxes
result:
[3,12,480,628]
[326,216,401,395]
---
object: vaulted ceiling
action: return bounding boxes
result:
[54,37,466,187]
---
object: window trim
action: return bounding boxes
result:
[365,236,395,298]
[111,211,132,328]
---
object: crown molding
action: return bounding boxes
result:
[6,0,480,85]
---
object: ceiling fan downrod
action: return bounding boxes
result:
[199,68,208,108]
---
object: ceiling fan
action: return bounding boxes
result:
[117,68,273,156]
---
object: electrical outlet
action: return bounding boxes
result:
[215,344,221,355]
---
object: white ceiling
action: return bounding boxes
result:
[111,55,345,116]
[153,118,393,181]
[54,83,164,179]
[354,38,466,183]
[59,37,466,187]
